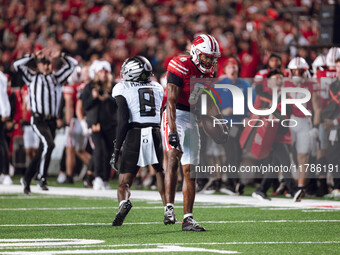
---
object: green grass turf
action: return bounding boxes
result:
[1,193,340,254]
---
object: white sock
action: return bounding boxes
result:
[183,213,193,220]
[119,200,127,208]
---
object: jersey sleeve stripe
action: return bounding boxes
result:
[168,63,187,75]
[170,60,189,71]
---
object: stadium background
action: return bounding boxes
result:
[1,1,340,254]
[1,0,339,83]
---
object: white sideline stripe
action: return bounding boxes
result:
[301,210,336,212]
[2,219,340,227]
[0,205,251,211]
[2,185,340,211]
[0,239,104,247]
[0,246,239,254]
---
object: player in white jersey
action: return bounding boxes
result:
[110,56,165,226]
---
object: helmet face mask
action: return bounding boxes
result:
[121,56,152,82]
[288,57,310,85]
[190,34,221,74]
[199,54,218,71]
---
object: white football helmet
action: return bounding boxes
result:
[120,55,152,82]
[312,55,326,74]
[190,34,221,74]
[288,57,310,84]
[326,47,340,67]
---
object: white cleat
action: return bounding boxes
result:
[2,175,13,185]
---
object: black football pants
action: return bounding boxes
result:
[24,117,56,184]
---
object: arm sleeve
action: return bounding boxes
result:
[0,72,10,117]
[13,54,35,84]
[114,95,130,150]
[54,56,78,85]
[167,72,183,87]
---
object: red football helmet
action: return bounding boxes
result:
[190,34,221,74]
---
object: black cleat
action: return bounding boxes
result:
[293,188,305,202]
[163,205,176,225]
[235,183,245,195]
[20,177,31,195]
[38,177,49,191]
[112,200,133,226]
[83,174,95,188]
[182,217,206,232]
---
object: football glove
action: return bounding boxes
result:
[110,148,120,172]
[168,131,180,148]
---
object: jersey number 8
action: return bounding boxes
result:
[138,88,156,117]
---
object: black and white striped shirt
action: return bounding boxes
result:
[13,54,77,118]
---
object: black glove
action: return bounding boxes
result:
[168,131,179,148]
[110,148,120,172]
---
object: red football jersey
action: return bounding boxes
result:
[284,80,315,118]
[315,69,337,109]
[166,55,213,107]
[63,81,86,112]
[21,85,32,121]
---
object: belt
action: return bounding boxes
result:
[130,122,160,129]
[33,113,56,120]
[163,103,191,112]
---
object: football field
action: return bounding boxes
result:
[1,183,340,254]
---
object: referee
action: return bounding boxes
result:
[13,48,77,194]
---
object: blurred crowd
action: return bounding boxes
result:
[0,0,328,81]
[1,0,340,200]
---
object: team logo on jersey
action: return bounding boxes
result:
[180,57,187,62]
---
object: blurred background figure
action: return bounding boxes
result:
[81,60,117,190]
[216,57,255,195]
[285,57,316,199]
[0,71,12,185]
[321,56,340,199]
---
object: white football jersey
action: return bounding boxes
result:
[112,81,164,124]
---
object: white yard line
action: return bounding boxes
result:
[1,240,340,254]
[0,246,240,254]
[1,185,340,210]
[1,219,340,227]
[0,205,253,211]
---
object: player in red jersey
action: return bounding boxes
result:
[60,66,91,184]
[311,48,340,196]
[315,48,339,109]
[162,34,225,231]
[284,57,320,200]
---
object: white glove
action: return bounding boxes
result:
[309,127,319,140]
[80,119,89,136]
